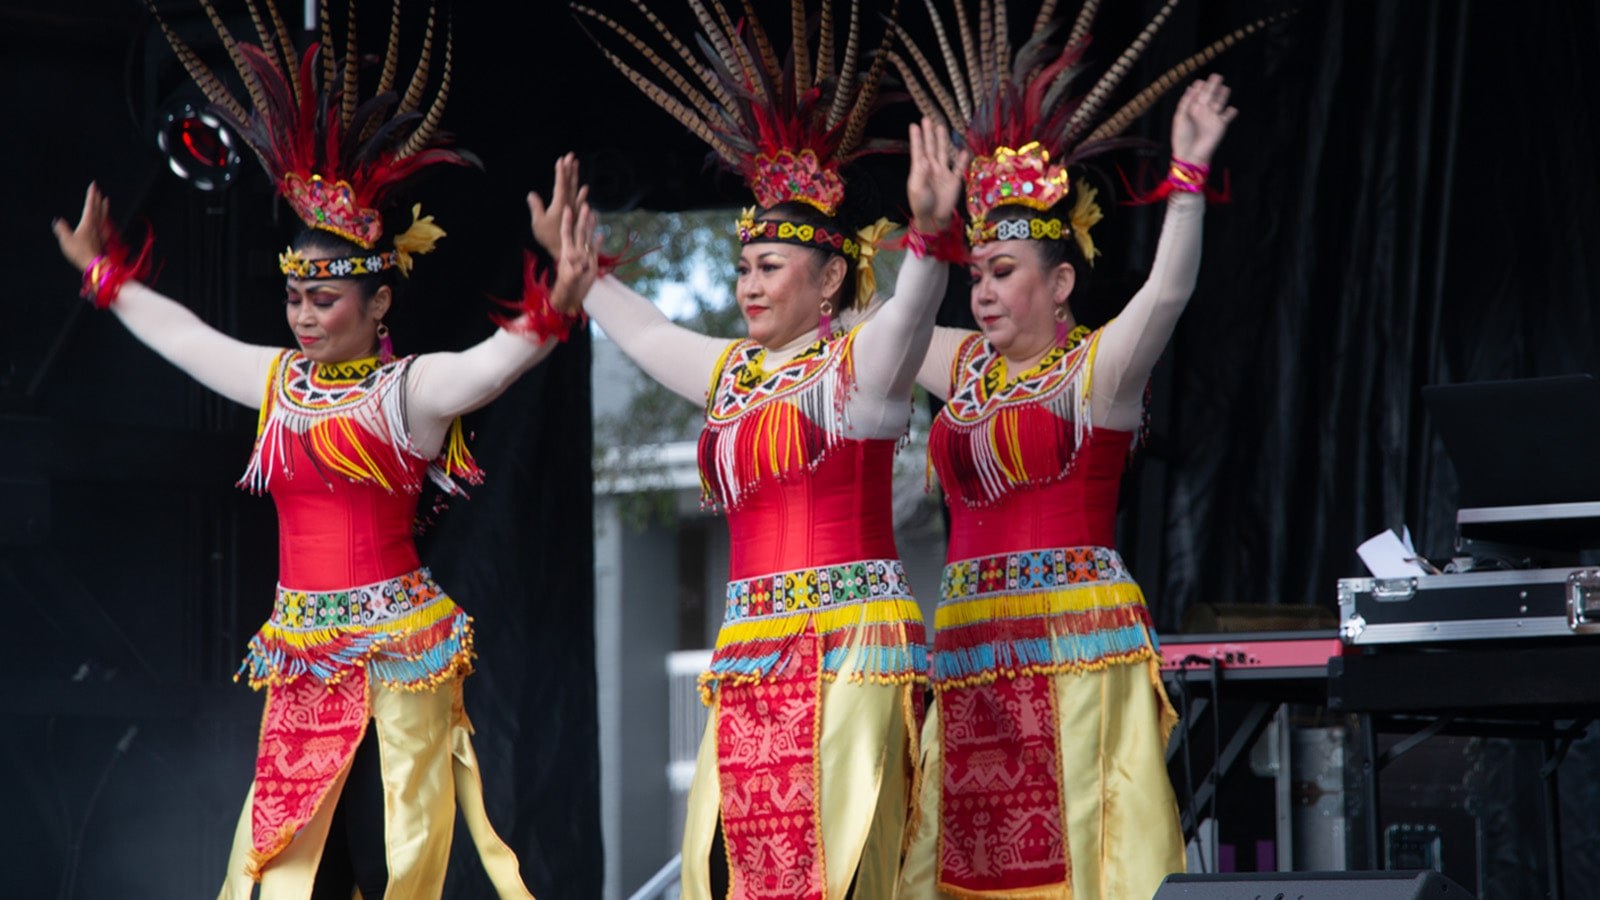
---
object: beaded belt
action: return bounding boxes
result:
[242,566,471,689]
[271,567,448,630]
[933,546,1153,686]
[724,558,915,622]
[940,546,1132,603]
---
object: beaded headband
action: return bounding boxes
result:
[967,182,1104,263]
[278,249,395,279]
[277,205,444,280]
[736,209,862,261]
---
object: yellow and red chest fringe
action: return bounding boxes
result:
[934,546,1159,898]
[698,327,860,510]
[930,329,1098,508]
[239,350,482,496]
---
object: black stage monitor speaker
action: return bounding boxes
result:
[1422,374,1600,508]
[1153,870,1475,899]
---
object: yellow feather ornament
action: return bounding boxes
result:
[392,204,446,276]
[1069,184,1103,265]
[852,217,897,306]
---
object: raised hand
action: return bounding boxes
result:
[549,199,601,316]
[906,117,970,234]
[52,183,111,273]
[528,153,588,257]
[1171,74,1238,167]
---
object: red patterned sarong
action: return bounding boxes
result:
[247,669,369,877]
[938,674,1070,896]
[716,625,825,899]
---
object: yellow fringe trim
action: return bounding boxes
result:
[257,594,462,648]
[935,581,1146,630]
[305,417,395,491]
[705,338,743,412]
[1082,327,1102,397]
[440,417,476,478]
[253,350,287,439]
[241,606,475,694]
[715,597,925,648]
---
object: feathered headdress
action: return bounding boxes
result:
[573,0,902,269]
[146,0,477,275]
[891,0,1275,253]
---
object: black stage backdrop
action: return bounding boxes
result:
[1140,0,1600,624]
[1,1,604,896]
[3,0,1599,897]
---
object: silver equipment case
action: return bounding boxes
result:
[1339,567,1600,646]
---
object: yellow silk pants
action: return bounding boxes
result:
[217,678,533,899]
[681,642,916,900]
[898,660,1183,900]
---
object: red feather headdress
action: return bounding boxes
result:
[892,0,1278,251]
[573,0,903,263]
[147,0,476,272]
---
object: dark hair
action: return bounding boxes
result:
[290,227,403,306]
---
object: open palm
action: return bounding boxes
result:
[907,118,969,233]
[1171,74,1238,166]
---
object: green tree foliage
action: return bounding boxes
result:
[594,209,744,527]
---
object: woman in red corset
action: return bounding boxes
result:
[891,0,1249,895]
[541,2,966,895]
[50,2,576,895]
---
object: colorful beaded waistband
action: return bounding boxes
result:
[933,546,1153,686]
[272,568,448,630]
[706,558,927,698]
[725,558,915,622]
[940,546,1132,603]
[241,567,473,690]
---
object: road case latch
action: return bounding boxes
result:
[1567,569,1600,633]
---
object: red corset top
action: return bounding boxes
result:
[714,438,901,580]
[270,430,425,590]
[934,416,1132,560]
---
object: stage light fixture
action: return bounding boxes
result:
[155,100,240,191]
